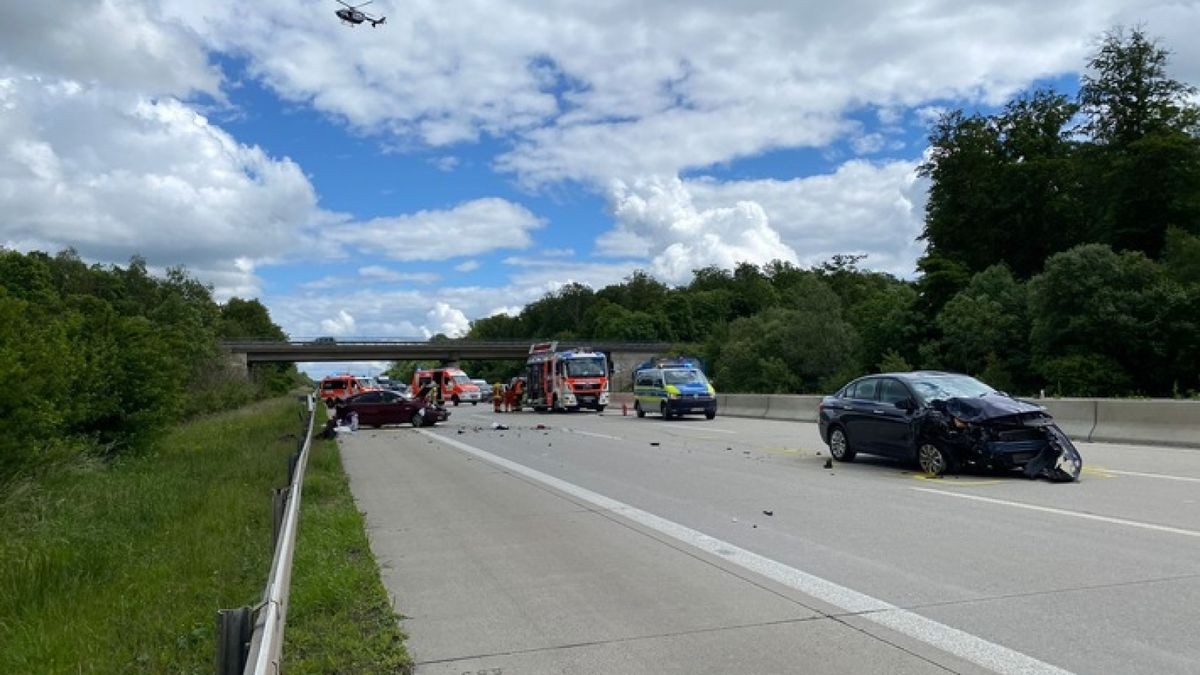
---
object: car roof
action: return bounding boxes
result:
[862,371,963,381]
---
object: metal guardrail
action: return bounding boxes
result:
[217,394,316,675]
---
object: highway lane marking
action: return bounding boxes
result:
[911,488,1200,539]
[564,428,623,441]
[1090,468,1200,483]
[421,429,1073,675]
[909,475,1005,487]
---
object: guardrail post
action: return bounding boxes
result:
[272,487,291,551]
[215,606,252,675]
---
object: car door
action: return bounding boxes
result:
[841,378,881,451]
[352,392,382,425]
[868,378,917,458]
[375,391,405,425]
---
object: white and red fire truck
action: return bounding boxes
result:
[524,342,610,412]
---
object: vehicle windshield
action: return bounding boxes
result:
[565,357,606,377]
[664,369,707,386]
[909,375,997,403]
[355,378,374,388]
[322,380,346,390]
[452,374,473,385]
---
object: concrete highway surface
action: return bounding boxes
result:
[339,408,1200,674]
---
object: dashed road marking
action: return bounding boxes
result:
[912,487,1200,539]
[422,429,1074,675]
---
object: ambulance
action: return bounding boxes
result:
[411,367,483,406]
[524,342,610,412]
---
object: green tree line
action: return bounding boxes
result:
[464,29,1200,398]
[0,249,305,480]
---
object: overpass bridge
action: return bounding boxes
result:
[221,339,678,384]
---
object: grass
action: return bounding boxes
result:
[284,407,411,673]
[0,396,408,673]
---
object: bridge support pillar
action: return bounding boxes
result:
[224,349,250,381]
[606,351,659,392]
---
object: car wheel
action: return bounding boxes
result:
[828,427,856,462]
[660,402,672,420]
[918,442,951,477]
[635,401,646,418]
[705,410,716,420]
[596,405,606,413]
[411,411,425,428]
[472,401,477,406]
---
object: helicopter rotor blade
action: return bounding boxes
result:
[336,0,354,7]
[352,0,374,7]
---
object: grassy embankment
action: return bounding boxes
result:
[0,396,408,673]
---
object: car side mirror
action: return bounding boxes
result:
[895,398,916,412]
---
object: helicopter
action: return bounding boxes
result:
[335,0,386,27]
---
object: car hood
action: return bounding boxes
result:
[942,395,1044,423]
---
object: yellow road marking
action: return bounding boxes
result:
[908,474,1005,487]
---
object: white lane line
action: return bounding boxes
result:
[421,429,1072,675]
[670,426,738,434]
[564,428,623,441]
[1100,469,1200,483]
[912,488,1200,539]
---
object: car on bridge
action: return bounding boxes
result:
[818,371,1082,482]
[335,389,449,428]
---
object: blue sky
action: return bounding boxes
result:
[2,1,1198,375]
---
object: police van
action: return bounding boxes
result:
[633,357,717,420]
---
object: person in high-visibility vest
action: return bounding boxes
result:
[492,381,504,413]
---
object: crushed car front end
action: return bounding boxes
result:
[920,396,1083,482]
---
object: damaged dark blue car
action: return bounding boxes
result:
[818,372,1082,482]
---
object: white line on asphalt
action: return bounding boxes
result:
[1099,469,1200,483]
[421,429,1073,675]
[669,426,738,434]
[912,488,1200,539]
[564,428,623,441]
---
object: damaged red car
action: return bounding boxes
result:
[818,372,1082,482]
[334,389,450,428]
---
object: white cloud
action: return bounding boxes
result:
[432,156,460,172]
[0,76,326,298]
[685,159,929,277]
[607,175,798,284]
[454,259,481,272]
[320,309,357,335]
[155,0,1187,186]
[0,0,219,96]
[540,247,575,258]
[335,197,544,261]
[424,302,470,338]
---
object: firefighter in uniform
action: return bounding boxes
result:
[492,381,504,413]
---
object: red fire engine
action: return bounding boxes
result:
[524,342,610,412]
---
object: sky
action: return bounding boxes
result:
[2,1,1199,377]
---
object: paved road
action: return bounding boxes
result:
[339,409,1200,674]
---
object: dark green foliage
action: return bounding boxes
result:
[1028,244,1181,396]
[0,249,301,479]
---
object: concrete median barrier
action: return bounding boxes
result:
[720,394,770,419]
[1037,399,1097,441]
[762,395,822,422]
[1091,399,1200,448]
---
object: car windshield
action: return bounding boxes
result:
[664,369,707,386]
[909,375,997,403]
[565,357,606,377]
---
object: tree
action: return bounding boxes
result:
[1028,244,1180,395]
[1079,28,1200,257]
[714,306,856,393]
[930,265,1032,390]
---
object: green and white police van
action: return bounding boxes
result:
[632,357,717,420]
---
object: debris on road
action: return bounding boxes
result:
[491,423,510,430]
[762,510,774,516]
[824,459,833,469]
[650,442,661,447]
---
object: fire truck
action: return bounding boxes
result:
[524,342,610,412]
